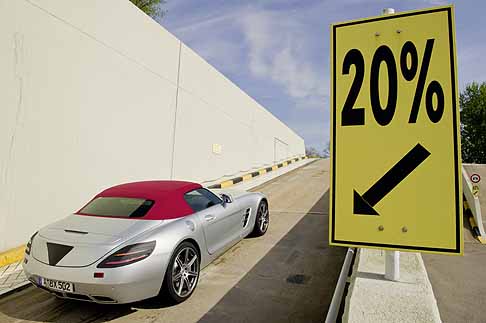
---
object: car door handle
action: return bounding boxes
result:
[204,215,215,221]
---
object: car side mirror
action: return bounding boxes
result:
[220,194,233,206]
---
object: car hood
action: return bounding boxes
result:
[32,214,162,267]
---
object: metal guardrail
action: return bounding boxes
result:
[325,248,356,323]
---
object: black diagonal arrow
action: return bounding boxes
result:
[354,143,431,215]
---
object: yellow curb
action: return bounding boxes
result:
[0,245,25,267]
[478,236,486,244]
[469,216,477,228]
[220,180,234,188]
[211,155,306,188]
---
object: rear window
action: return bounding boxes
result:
[79,197,154,218]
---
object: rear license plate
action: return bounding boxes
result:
[39,277,74,293]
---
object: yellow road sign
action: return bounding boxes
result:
[329,6,463,255]
[472,185,480,198]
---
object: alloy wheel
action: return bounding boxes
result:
[258,202,269,233]
[171,246,199,298]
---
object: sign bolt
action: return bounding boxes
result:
[402,226,408,233]
[375,32,381,37]
[378,225,384,231]
[396,29,402,34]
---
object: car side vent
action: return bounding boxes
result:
[242,208,251,227]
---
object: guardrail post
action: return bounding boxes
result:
[385,250,400,281]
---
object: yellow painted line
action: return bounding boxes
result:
[468,216,476,228]
[220,180,234,188]
[462,200,486,244]
[213,156,305,189]
[0,245,25,267]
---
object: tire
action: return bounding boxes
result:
[160,241,200,304]
[251,200,269,237]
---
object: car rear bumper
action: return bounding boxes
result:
[22,253,169,304]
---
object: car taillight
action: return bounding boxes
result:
[97,241,156,268]
[25,231,38,256]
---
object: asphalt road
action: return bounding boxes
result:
[422,164,486,323]
[422,225,486,323]
[0,159,346,323]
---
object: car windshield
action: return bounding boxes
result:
[78,197,154,218]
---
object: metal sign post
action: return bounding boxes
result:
[385,249,400,281]
[382,8,400,282]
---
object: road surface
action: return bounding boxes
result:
[422,164,486,323]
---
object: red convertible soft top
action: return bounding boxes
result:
[77,181,202,220]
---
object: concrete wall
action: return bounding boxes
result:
[0,0,304,252]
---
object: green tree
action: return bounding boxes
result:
[130,0,167,19]
[460,81,486,163]
[322,142,330,158]
[305,146,321,158]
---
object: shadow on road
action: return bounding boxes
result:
[0,285,186,322]
[422,215,486,323]
[198,190,347,323]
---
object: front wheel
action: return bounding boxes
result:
[251,200,269,237]
[161,242,200,304]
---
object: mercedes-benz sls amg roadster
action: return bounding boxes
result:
[22,181,269,304]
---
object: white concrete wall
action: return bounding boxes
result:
[0,0,305,252]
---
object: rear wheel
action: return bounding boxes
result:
[251,200,269,237]
[161,242,200,304]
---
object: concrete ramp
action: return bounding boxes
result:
[462,164,486,240]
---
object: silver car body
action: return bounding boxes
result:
[22,188,266,304]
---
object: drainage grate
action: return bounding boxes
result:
[286,274,310,285]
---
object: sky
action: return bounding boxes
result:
[157,0,486,152]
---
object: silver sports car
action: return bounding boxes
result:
[22,180,269,304]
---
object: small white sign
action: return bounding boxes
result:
[212,144,222,155]
[471,173,481,184]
